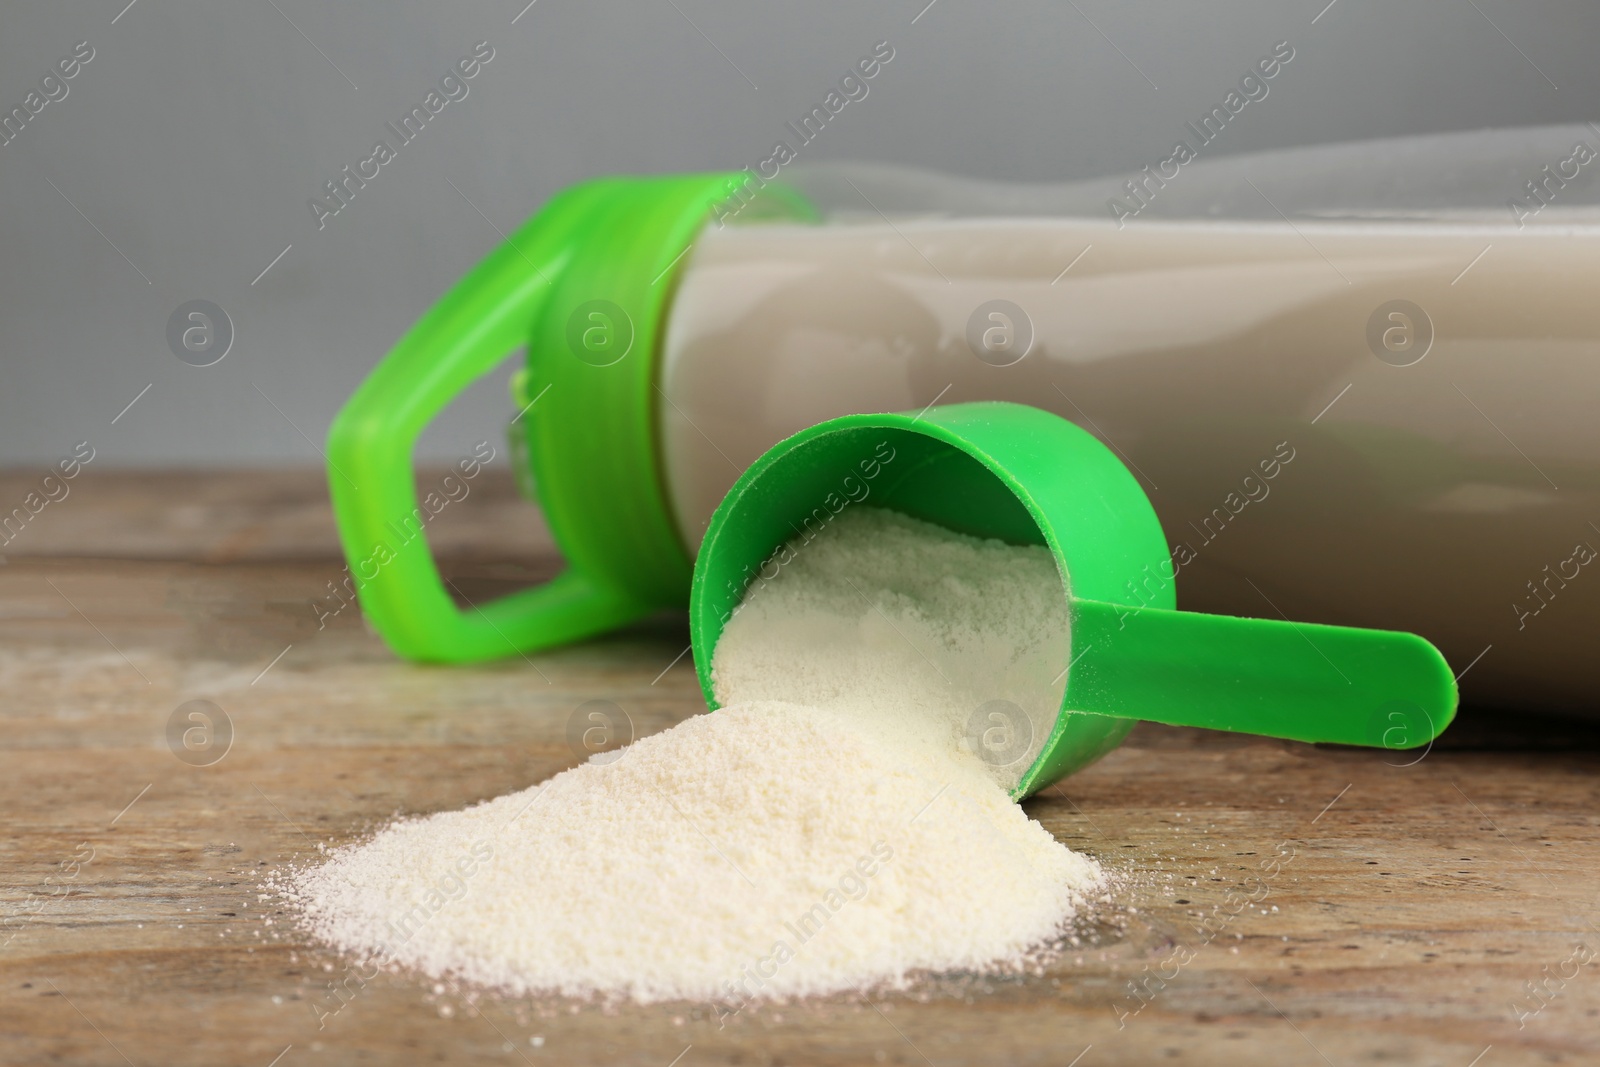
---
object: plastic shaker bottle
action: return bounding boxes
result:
[329,125,1600,713]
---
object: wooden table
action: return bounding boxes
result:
[3,469,1597,1066]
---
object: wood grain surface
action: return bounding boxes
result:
[2,469,1597,1066]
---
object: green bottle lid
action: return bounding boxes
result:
[326,173,812,662]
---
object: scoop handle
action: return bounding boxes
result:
[1063,598,1457,748]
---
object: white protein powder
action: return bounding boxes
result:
[286,507,1103,1005]
[712,506,1072,794]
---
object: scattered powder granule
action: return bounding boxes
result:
[285,507,1103,1005]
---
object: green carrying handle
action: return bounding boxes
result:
[1065,599,1452,746]
[326,173,810,662]
[689,402,1457,796]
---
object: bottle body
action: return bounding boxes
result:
[659,127,1600,713]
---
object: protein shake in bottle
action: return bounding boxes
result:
[330,124,1600,715]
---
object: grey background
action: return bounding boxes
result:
[2,0,1596,465]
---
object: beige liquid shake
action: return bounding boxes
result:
[659,214,1600,712]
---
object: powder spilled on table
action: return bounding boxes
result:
[282,507,1104,1005]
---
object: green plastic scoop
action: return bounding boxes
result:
[688,401,1457,798]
